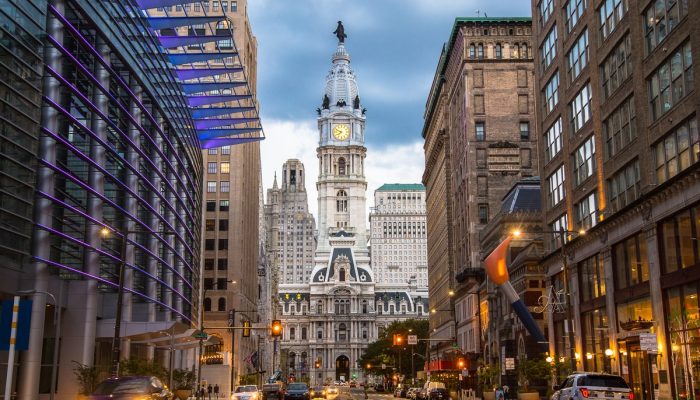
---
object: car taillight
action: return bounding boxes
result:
[579,388,590,398]
[629,393,634,400]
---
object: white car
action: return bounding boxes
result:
[551,373,632,400]
[233,385,260,400]
[326,386,340,400]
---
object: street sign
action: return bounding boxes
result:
[408,335,418,345]
[640,333,658,353]
[228,310,235,327]
[193,331,208,340]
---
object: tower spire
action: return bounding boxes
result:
[272,171,278,189]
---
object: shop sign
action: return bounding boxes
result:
[505,358,515,370]
[640,333,658,353]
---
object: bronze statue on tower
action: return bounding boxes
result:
[333,21,347,43]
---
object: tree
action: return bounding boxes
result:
[120,357,169,383]
[517,356,551,393]
[359,319,429,378]
[72,361,98,395]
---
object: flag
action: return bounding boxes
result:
[483,235,512,285]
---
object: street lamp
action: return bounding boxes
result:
[100,226,176,377]
[15,290,61,400]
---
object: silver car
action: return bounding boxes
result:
[551,373,632,400]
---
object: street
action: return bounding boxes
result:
[334,386,392,400]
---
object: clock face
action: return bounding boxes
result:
[332,124,350,141]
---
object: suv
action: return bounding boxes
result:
[422,382,448,400]
[551,373,633,400]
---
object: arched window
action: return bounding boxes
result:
[495,43,502,59]
[477,43,484,59]
[511,43,519,59]
[218,297,226,311]
[339,267,346,282]
[520,43,528,59]
[336,190,347,212]
[204,298,212,312]
[338,158,346,175]
[469,44,475,59]
[290,327,296,340]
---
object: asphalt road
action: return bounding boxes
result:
[332,386,393,400]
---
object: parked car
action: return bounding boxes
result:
[551,373,632,400]
[310,386,326,400]
[407,388,421,400]
[420,382,447,400]
[234,385,261,400]
[394,386,408,398]
[285,383,310,400]
[89,376,173,399]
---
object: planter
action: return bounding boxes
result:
[483,391,496,400]
[517,392,540,400]
[175,389,193,400]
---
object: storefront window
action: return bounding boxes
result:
[617,297,653,330]
[580,253,606,302]
[582,308,609,372]
[613,232,650,289]
[661,205,700,273]
[666,283,700,400]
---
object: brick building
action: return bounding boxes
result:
[531,0,699,399]
[422,17,537,371]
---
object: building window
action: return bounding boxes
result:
[581,308,608,373]
[601,35,632,99]
[644,0,689,53]
[477,176,488,197]
[520,122,530,140]
[540,25,558,70]
[221,0,227,11]
[208,148,217,155]
[565,0,587,34]
[218,298,226,311]
[204,259,214,270]
[231,1,237,11]
[649,42,693,121]
[205,239,215,251]
[660,205,700,274]
[575,191,598,231]
[475,122,485,141]
[204,298,211,312]
[317,330,322,339]
[654,118,699,184]
[478,204,488,224]
[550,213,569,249]
[338,158,346,175]
[204,278,214,290]
[612,232,649,289]
[290,328,295,340]
[607,159,640,213]
[301,327,307,340]
[219,219,229,231]
[206,219,215,231]
[218,239,228,250]
[547,165,566,207]
[207,181,216,192]
[567,30,588,83]
[543,71,560,116]
[570,83,592,133]
[474,95,485,114]
[603,96,637,159]
[477,43,484,59]
[208,162,217,174]
[218,259,227,270]
[573,136,596,186]
[219,200,229,211]
[579,253,605,302]
[206,200,216,212]
[220,162,230,173]
[221,145,231,155]
[336,190,347,212]
[665,282,700,399]
[469,44,475,59]
[212,1,219,11]
[545,118,563,162]
[539,0,554,26]
[599,0,629,41]
[220,181,229,193]
[495,43,502,59]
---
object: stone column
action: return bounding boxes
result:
[602,247,618,370]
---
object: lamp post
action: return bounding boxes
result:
[100,226,175,378]
[15,289,61,400]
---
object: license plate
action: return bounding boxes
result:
[605,392,615,398]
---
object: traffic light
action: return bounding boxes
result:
[271,320,282,336]
[393,334,404,346]
[315,359,321,369]
[457,358,466,369]
[242,320,251,337]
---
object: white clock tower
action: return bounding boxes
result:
[316,39,368,251]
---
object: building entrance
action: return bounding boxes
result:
[336,355,350,381]
[618,339,659,400]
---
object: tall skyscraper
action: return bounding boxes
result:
[532,1,698,399]
[422,17,536,371]
[369,184,428,288]
[152,0,263,387]
[276,28,427,384]
[264,160,317,286]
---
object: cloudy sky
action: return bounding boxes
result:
[249,0,531,218]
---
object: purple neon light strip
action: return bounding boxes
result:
[45,36,199,240]
[36,155,195,283]
[41,98,195,261]
[36,188,193,290]
[42,69,197,253]
[49,5,200,206]
[35,222,193,307]
[33,256,192,322]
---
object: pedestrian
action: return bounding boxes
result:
[502,385,509,400]
[208,384,213,400]
[214,384,220,399]
[495,386,505,400]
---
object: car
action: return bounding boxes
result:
[326,386,340,400]
[422,382,448,400]
[88,376,173,399]
[234,385,261,400]
[394,386,408,398]
[285,383,310,400]
[551,373,632,400]
[310,386,326,400]
[407,388,420,399]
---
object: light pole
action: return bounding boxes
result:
[14,289,61,400]
[100,226,175,378]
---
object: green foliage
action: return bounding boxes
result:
[477,363,499,390]
[72,361,99,395]
[552,358,573,384]
[172,368,196,390]
[358,319,429,378]
[120,357,169,382]
[517,356,551,393]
